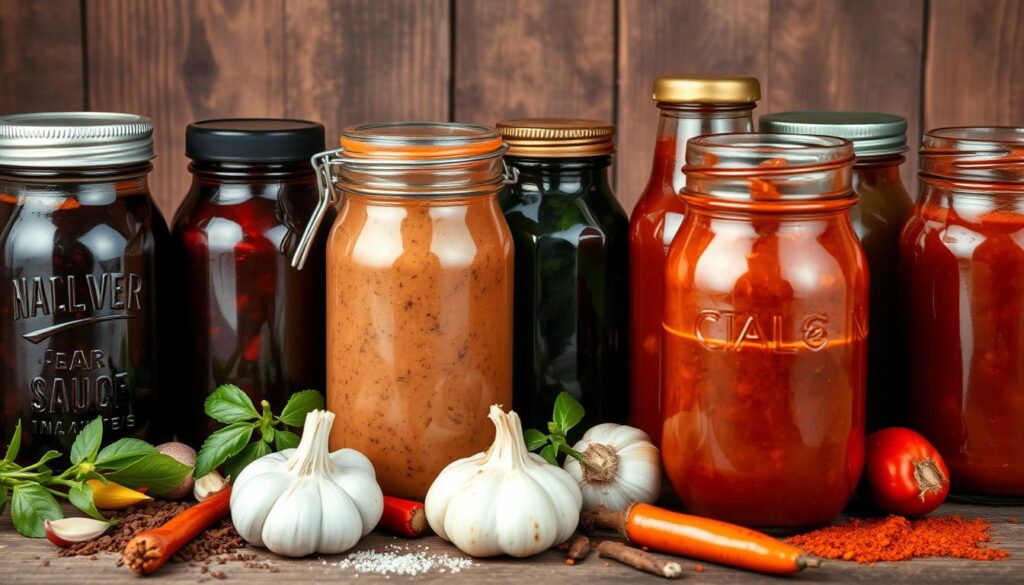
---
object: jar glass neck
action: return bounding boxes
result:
[649,103,756,192]
[189,160,315,180]
[0,162,152,184]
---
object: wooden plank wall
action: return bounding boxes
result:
[1,0,1022,215]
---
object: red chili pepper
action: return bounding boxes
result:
[378,496,427,538]
[243,336,261,361]
[863,427,949,516]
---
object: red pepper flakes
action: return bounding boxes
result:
[565,558,575,566]
[694,564,704,573]
[787,515,1011,564]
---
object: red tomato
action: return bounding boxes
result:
[864,427,950,516]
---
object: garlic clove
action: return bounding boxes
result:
[193,470,228,502]
[44,517,112,547]
[260,477,323,557]
[328,450,384,537]
[315,478,364,554]
[230,469,293,548]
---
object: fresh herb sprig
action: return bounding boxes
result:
[0,417,192,538]
[193,385,324,480]
[524,392,587,465]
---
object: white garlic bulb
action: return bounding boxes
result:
[563,423,661,513]
[230,410,383,557]
[425,405,582,558]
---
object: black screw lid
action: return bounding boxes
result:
[186,118,325,163]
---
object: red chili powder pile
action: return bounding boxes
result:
[787,515,1010,564]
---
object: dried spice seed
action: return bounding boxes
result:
[59,500,244,563]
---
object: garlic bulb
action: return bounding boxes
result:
[230,410,383,557]
[563,423,661,513]
[425,405,582,558]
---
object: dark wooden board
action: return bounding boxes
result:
[767,0,925,189]
[453,0,615,126]
[0,0,85,113]
[85,0,287,215]
[284,0,451,149]
[616,0,771,211]
[0,502,1020,583]
[924,0,1024,128]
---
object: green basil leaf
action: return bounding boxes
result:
[277,390,324,427]
[193,422,255,479]
[68,482,106,521]
[11,483,63,538]
[204,384,259,424]
[0,485,8,516]
[4,419,22,463]
[104,453,192,496]
[223,441,272,481]
[553,392,585,435]
[523,429,549,452]
[273,430,300,451]
[260,424,275,444]
[95,438,156,468]
[539,443,559,466]
[70,417,104,465]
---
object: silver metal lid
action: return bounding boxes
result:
[758,111,908,157]
[0,112,154,168]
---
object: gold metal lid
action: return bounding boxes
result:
[496,118,615,158]
[652,76,761,104]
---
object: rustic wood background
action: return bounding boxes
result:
[1,0,1022,216]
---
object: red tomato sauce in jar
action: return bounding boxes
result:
[628,77,759,444]
[662,134,868,528]
[902,127,1024,501]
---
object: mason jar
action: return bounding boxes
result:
[0,112,171,462]
[662,133,868,528]
[293,123,514,499]
[171,119,328,445]
[902,126,1024,501]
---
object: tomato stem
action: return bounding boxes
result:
[913,458,947,502]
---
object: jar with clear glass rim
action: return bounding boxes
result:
[629,77,760,444]
[662,133,868,529]
[293,123,514,499]
[902,126,1024,502]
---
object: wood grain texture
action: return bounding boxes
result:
[768,0,925,188]
[85,0,286,215]
[925,0,1024,128]
[285,0,450,148]
[0,0,84,113]
[0,503,1021,583]
[617,0,771,211]
[453,0,615,125]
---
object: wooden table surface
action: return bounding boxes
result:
[0,502,1020,584]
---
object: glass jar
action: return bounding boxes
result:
[662,133,868,528]
[629,77,760,444]
[902,126,1024,501]
[171,119,328,445]
[496,119,629,431]
[760,112,912,430]
[0,112,171,462]
[294,123,514,499]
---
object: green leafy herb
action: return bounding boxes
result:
[194,385,324,480]
[524,391,587,465]
[0,417,192,538]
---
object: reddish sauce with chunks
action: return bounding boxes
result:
[902,127,1024,500]
[662,134,868,528]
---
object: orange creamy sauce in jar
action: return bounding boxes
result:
[306,123,514,498]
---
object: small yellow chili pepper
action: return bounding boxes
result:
[86,479,151,509]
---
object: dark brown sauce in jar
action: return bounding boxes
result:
[0,112,171,463]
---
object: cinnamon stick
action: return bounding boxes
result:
[567,534,592,561]
[596,540,683,579]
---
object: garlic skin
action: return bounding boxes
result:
[193,470,228,502]
[425,405,582,558]
[563,423,661,513]
[230,410,383,557]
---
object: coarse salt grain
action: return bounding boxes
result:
[331,544,473,576]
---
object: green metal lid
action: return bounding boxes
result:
[758,111,907,157]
